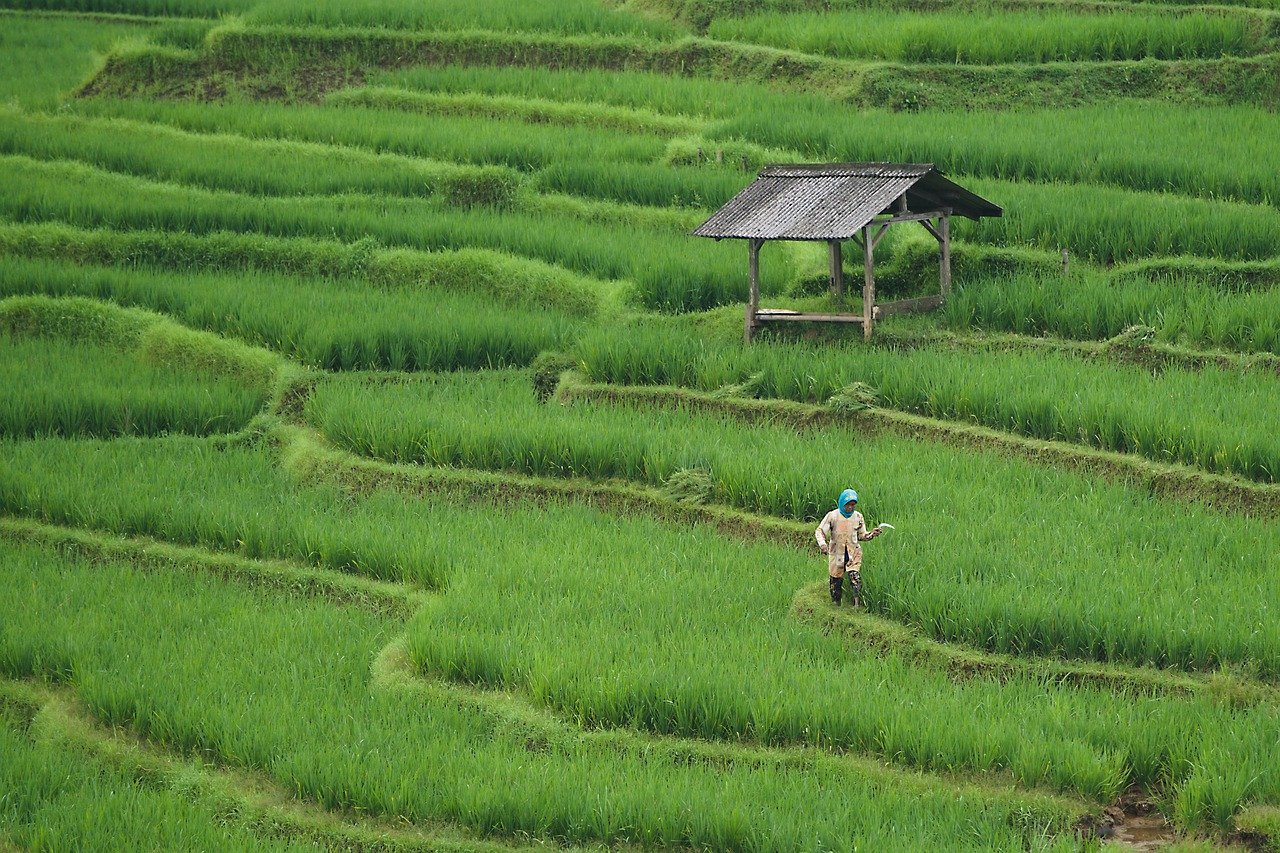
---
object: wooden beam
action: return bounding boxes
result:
[828,240,843,298]
[745,238,762,344]
[862,224,875,340]
[940,213,951,300]
[756,311,865,324]
[869,221,892,251]
[918,218,941,242]
[875,209,948,226]
[873,294,944,318]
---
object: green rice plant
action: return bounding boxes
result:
[327,85,704,136]
[0,13,151,109]
[0,334,265,437]
[708,8,1263,63]
[712,102,1280,207]
[370,62,794,122]
[2,0,254,13]
[0,108,523,205]
[530,160,750,209]
[0,533,1090,849]
[0,155,786,310]
[71,97,669,172]
[0,220,606,317]
[0,256,580,371]
[0,709,308,851]
[243,0,685,38]
[574,322,1280,482]
[945,271,1280,353]
[6,439,1280,826]
[305,368,1280,675]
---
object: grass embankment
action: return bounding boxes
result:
[0,11,151,109]
[0,155,780,310]
[6,434,1280,828]
[78,21,1280,109]
[0,522,1091,850]
[0,294,280,436]
[304,369,1280,677]
[575,322,1280,483]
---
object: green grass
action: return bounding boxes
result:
[714,102,1280,207]
[4,436,1280,829]
[710,7,1264,63]
[0,256,580,372]
[0,12,151,109]
[945,271,1280,353]
[0,155,787,310]
[0,517,1089,850]
[243,0,686,38]
[305,368,1280,676]
[0,108,522,204]
[575,321,1280,482]
[0,333,266,437]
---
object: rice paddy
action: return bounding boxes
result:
[3,0,1279,848]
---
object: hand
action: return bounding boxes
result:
[820,544,829,555]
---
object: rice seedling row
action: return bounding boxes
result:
[709,7,1266,63]
[0,155,786,310]
[0,528,1090,850]
[0,333,265,437]
[303,368,1280,676]
[2,436,1279,829]
[573,322,1280,482]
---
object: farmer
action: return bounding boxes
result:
[815,488,881,607]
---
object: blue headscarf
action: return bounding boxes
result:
[838,488,859,518]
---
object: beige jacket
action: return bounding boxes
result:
[816,509,870,578]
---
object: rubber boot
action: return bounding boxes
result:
[829,575,843,605]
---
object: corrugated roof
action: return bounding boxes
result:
[693,163,1001,241]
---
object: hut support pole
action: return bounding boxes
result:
[862,225,875,340]
[745,237,762,344]
[828,240,843,298]
[939,212,951,300]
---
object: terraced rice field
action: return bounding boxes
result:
[3,1,1280,849]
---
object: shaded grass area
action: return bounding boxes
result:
[575,320,1280,483]
[305,369,1280,677]
[0,527,1089,850]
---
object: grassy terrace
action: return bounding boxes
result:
[3,0,1280,848]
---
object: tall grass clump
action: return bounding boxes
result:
[0,109,523,206]
[0,534,1090,849]
[709,8,1262,63]
[0,156,785,310]
[0,257,580,372]
[574,323,1280,482]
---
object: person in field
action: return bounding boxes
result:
[815,488,881,607]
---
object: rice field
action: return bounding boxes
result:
[3,0,1280,847]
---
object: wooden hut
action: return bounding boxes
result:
[692,163,1002,342]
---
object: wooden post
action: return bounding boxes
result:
[828,240,843,299]
[939,212,951,300]
[1061,249,1070,275]
[862,225,875,340]
[745,238,762,344]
